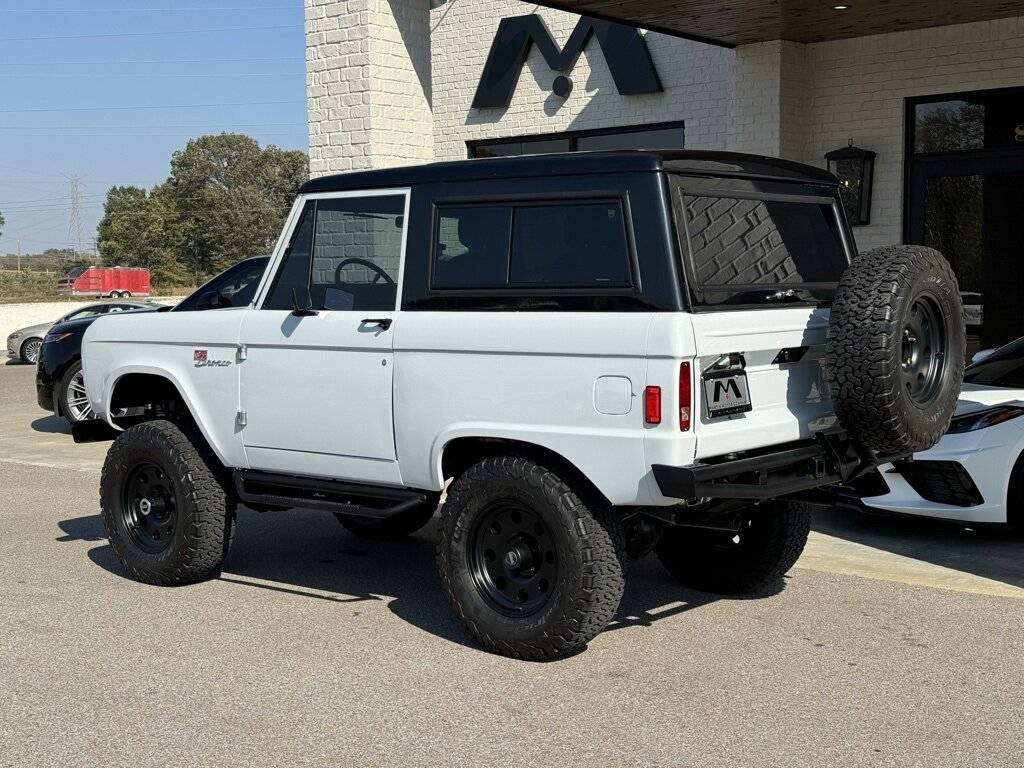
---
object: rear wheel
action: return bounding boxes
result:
[334,499,439,540]
[121,291,131,299]
[101,419,234,585]
[60,360,93,422]
[437,456,625,660]
[19,337,42,364]
[655,501,811,595]
[108,290,120,299]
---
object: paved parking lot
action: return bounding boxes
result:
[1,360,1022,766]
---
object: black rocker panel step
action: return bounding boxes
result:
[233,470,428,518]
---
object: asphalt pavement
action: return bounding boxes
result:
[1,360,1022,767]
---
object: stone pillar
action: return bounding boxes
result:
[728,40,808,161]
[305,0,433,177]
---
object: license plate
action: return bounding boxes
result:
[703,370,752,417]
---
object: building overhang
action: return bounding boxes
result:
[530,0,1024,48]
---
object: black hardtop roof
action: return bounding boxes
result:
[298,150,839,194]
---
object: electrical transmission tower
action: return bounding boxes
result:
[64,174,85,257]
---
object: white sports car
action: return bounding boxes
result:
[860,337,1024,532]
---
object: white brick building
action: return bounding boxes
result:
[305,0,1024,347]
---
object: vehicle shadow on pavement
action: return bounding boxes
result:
[30,416,71,435]
[59,507,785,655]
[811,505,1024,590]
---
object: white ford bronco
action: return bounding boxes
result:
[82,151,965,659]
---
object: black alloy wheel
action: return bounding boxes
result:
[120,460,178,554]
[468,499,558,617]
[900,292,947,405]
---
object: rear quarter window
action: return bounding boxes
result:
[431,200,632,290]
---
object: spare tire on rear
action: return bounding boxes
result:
[826,245,965,455]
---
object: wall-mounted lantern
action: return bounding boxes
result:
[825,140,875,226]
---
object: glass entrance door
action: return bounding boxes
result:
[906,87,1024,354]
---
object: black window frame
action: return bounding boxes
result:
[466,120,686,159]
[428,194,640,296]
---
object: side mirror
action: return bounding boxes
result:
[196,291,229,311]
[971,348,996,364]
[291,286,318,316]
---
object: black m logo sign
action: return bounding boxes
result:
[472,15,663,109]
[713,378,742,402]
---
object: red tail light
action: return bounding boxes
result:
[644,386,662,424]
[679,362,692,431]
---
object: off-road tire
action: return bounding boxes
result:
[655,501,811,595]
[334,499,439,540]
[100,419,235,585]
[827,245,965,455]
[437,456,625,660]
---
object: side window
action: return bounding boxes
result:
[432,206,511,288]
[510,202,631,286]
[264,203,315,310]
[430,200,632,289]
[309,195,406,311]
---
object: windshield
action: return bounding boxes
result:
[963,337,1024,388]
[671,182,849,307]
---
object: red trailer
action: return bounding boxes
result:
[56,266,151,298]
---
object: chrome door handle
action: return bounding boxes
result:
[360,318,393,330]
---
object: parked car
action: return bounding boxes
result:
[7,301,157,365]
[859,335,1024,533]
[80,151,963,660]
[36,256,269,424]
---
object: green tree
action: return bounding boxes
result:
[97,184,189,287]
[0,208,5,240]
[167,133,308,275]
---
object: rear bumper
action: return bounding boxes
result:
[653,438,900,502]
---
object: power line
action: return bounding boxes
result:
[0,57,300,66]
[0,100,304,113]
[0,24,298,42]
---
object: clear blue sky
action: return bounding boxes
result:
[0,0,308,256]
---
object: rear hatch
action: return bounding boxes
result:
[667,174,852,460]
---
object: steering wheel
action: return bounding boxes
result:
[334,257,394,285]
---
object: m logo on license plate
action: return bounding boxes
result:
[703,370,752,417]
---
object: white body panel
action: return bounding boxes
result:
[238,309,401,486]
[83,309,248,469]
[687,307,832,457]
[394,311,671,504]
[862,384,1024,524]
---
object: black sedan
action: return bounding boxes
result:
[37,256,269,424]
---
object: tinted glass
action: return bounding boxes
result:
[575,127,684,151]
[913,90,1024,154]
[510,203,631,286]
[174,257,269,312]
[64,306,105,321]
[309,195,405,311]
[264,204,315,310]
[964,337,1024,388]
[675,187,847,306]
[432,206,511,288]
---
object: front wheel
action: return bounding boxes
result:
[60,360,94,422]
[100,419,235,585]
[437,456,625,660]
[655,501,811,595]
[20,337,42,364]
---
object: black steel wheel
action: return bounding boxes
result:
[655,501,811,595]
[101,419,234,585]
[119,460,178,554]
[467,500,558,617]
[900,293,947,406]
[437,455,625,660]
[20,337,42,364]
